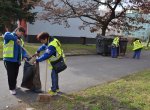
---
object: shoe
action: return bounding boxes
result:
[56,89,60,93]
[48,89,57,96]
[56,89,63,95]
[10,90,16,95]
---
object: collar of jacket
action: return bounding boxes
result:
[12,32,21,39]
[45,37,54,45]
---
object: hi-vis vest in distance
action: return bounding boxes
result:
[3,39,24,58]
[112,36,119,47]
[133,40,143,51]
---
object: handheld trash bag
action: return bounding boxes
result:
[21,61,41,92]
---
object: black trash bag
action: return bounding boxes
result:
[21,61,41,92]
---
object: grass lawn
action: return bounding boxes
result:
[24,43,96,56]
[11,69,150,110]
[1,36,150,58]
[1,38,150,58]
[0,40,96,58]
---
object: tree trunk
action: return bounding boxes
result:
[101,26,107,36]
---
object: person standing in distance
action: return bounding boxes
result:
[3,27,29,95]
[111,36,119,58]
[132,38,143,59]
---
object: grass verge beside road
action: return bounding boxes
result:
[24,43,96,56]
[0,41,96,58]
[11,69,150,110]
[1,38,150,58]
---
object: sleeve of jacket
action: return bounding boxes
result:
[4,32,17,42]
[36,45,56,62]
[22,48,29,59]
[37,44,47,53]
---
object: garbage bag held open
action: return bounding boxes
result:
[21,61,41,91]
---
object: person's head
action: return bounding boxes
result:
[134,38,139,41]
[15,27,26,38]
[36,32,51,44]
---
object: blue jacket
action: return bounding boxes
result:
[3,32,28,63]
[36,38,56,62]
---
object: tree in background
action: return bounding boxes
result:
[37,0,150,36]
[0,0,40,32]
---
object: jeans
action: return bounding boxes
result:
[111,47,117,58]
[133,49,142,59]
[51,69,59,92]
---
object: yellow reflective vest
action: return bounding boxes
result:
[133,40,143,51]
[3,39,24,58]
[112,36,119,47]
[47,38,65,69]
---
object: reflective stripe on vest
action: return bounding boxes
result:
[47,38,65,69]
[3,40,14,58]
[112,37,119,47]
[133,40,143,50]
[20,39,24,47]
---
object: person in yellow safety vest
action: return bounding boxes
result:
[3,27,29,95]
[132,38,143,59]
[111,36,119,58]
[31,32,66,96]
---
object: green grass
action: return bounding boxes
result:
[1,38,150,58]
[11,69,150,110]
[24,43,96,56]
[74,70,150,110]
[0,40,96,58]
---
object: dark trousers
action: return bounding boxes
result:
[4,61,20,90]
[133,49,142,59]
[51,69,59,92]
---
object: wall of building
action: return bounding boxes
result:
[27,18,97,38]
[24,35,96,44]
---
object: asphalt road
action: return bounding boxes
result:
[0,51,150,110]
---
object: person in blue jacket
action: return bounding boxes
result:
[3,27,28,95]
[32,32,66,96]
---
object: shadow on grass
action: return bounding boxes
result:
[72,95,141,110]
[10,89,141,110]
